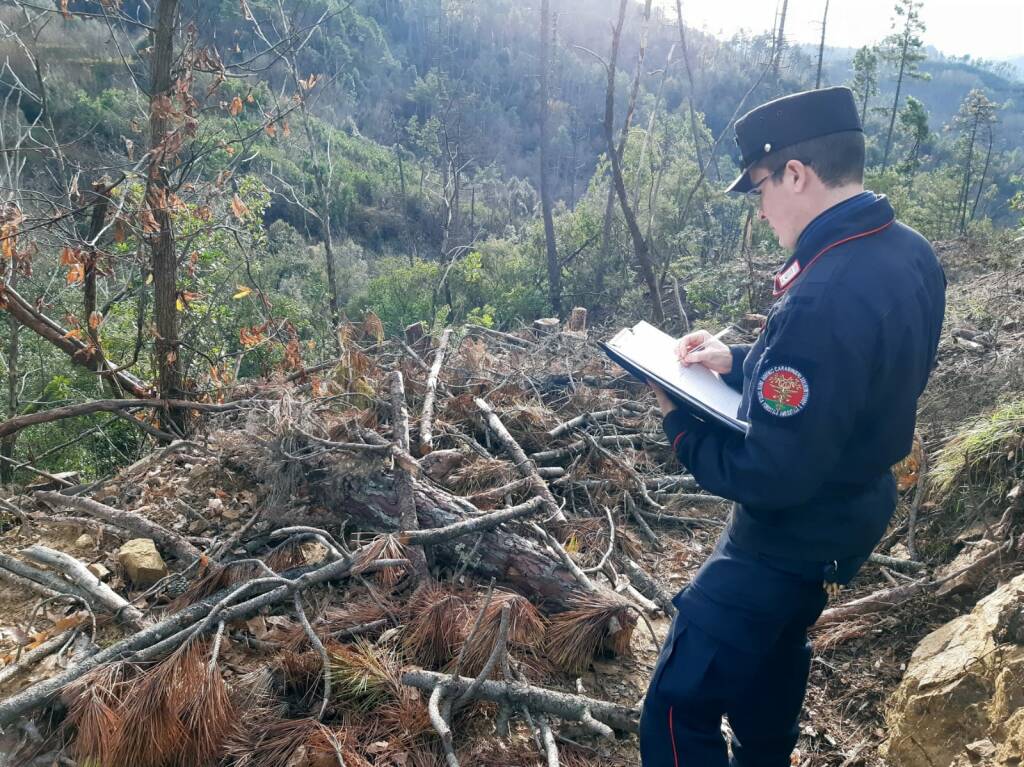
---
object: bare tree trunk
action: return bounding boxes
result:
[317,161,342,348]
[606,0,663,323]
[968,126,994,226]
[539,0,562,318]
[1,275,17,485]
[957,117,979,235]
[599,0,650,290]
[815,0,830,89]
[772,0,789,79]
[631,45,675,210]
[84,179,117,396]
[147,0,185,434]
[674,2,706,173]
[881,31,910,171]
[673,1,716,240]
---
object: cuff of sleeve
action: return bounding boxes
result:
[719,345,749,390]
[663,409,695,451]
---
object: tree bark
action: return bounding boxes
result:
[147,0,185,433]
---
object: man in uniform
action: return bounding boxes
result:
[640,86,946,766]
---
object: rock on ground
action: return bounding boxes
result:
[884,572,1024,766]
[116,538,168,586]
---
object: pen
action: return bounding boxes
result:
[683,327,732,357]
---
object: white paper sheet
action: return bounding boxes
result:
[606,321,746,430]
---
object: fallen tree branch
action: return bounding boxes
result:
[0,551,404,726]
[546,403,647,439]
[34,490,201,564]
[455,602,510,710]
[0,553,96,604]
[0,629,77,687]
[529,521,597,593]
[636,505,725,528]
[419,328,452,455]
[0,453,76,488]
[429,682,461,767]
[389,371,429,579]
[618,555,675,616]
[623,493,661,549]
[20,545,146,629]
[466,477,534,506]
[404,497,546,545]
[465,324,533,349]
[402,669,641,733]
[530,434,653,463]
[0,281,150,397]
[867,552,926,573]
[816,538,1013,627]
[474,397,566,523]
[27,514,127,544]
[0,398,252,440]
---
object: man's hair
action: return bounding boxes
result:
[755,130,865,187]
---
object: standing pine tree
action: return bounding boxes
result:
[952,89,999,235]
[880,0,929,171]
[850,46,879,125]
[897,95,929,174]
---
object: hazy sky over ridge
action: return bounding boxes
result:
[653,0,1023,61]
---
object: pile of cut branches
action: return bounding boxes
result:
[0,317,733,766]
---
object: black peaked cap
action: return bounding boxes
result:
[726,86,863,193]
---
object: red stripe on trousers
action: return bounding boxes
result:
[669,705,680,766]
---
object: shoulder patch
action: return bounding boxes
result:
[757,366,809,417]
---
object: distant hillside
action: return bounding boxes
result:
[815,45,1024,133]
[1006,56,1024,79]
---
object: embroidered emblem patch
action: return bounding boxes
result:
[757,366,809,417]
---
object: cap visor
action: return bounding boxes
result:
[726,169,752,194]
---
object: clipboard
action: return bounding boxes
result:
[601,321,749,435]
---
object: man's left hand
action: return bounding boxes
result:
[649,381,677,416]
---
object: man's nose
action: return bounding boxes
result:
[757,208,768,221]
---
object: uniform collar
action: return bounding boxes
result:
[773,193,895,296]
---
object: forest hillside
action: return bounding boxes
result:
[0,1,1022,765]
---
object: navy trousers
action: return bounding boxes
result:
[639,531,842,766]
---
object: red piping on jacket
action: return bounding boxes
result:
[672,431,686,451]
[773,219,895,297]
[669,705,680,766]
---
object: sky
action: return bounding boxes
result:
[653,0,1024,62]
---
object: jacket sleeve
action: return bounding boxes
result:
[719,344,751,392]
[662,297,874,510]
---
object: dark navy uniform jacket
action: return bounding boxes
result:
[663,193,946,563]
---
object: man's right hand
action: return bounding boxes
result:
[677,330,732,374]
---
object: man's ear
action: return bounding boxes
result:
[787,159,810,192]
